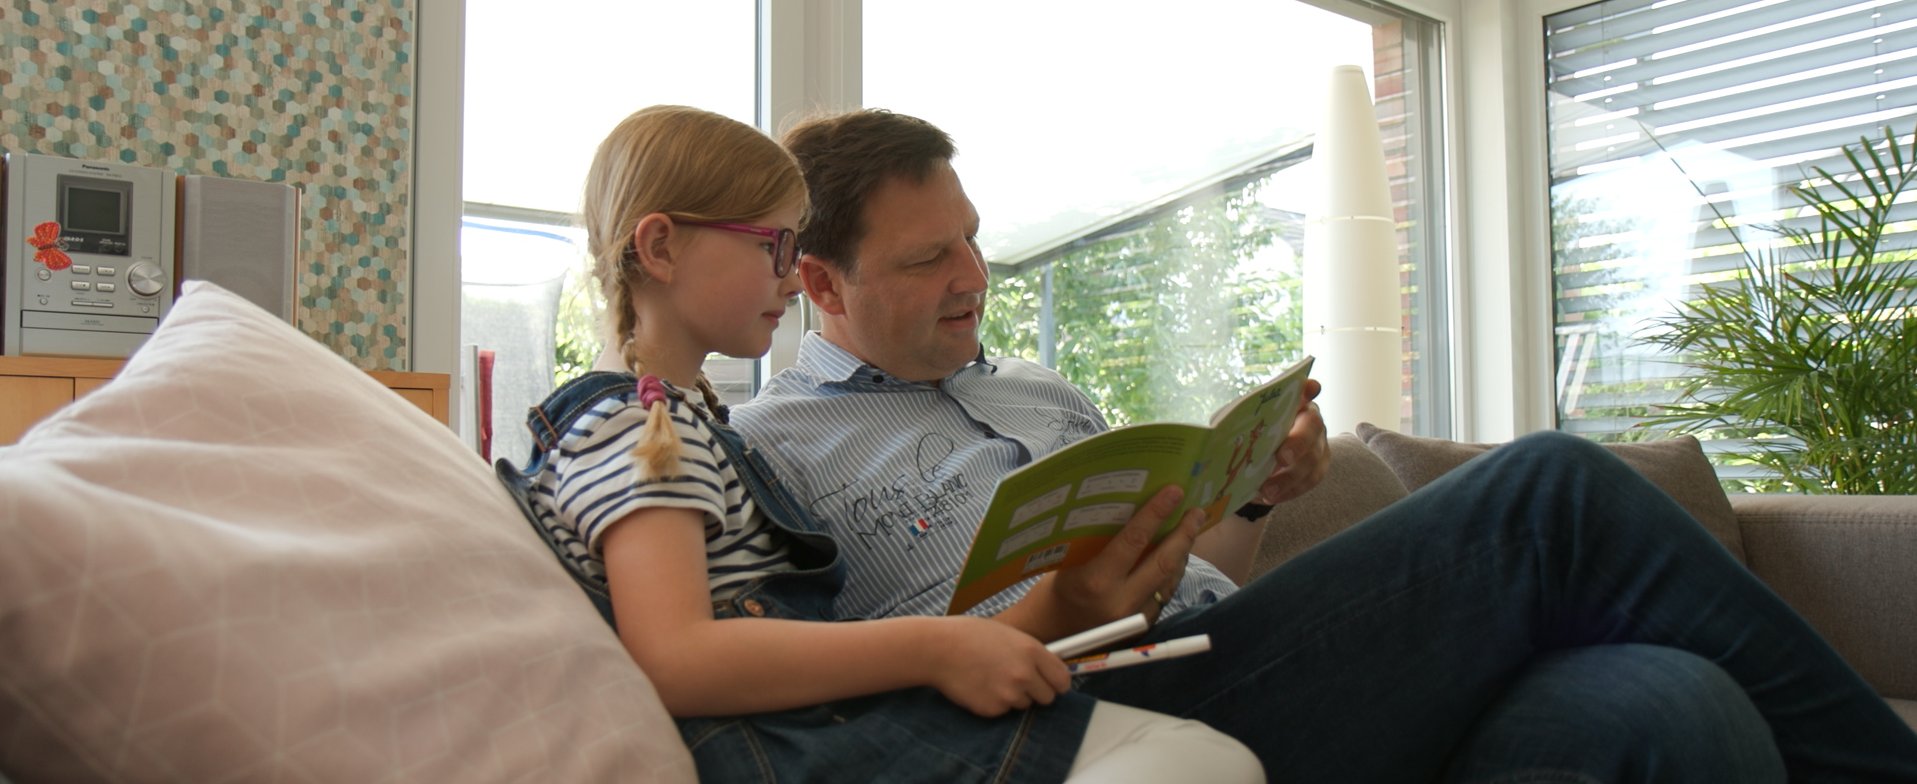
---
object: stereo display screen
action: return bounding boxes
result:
[64,185,126,234]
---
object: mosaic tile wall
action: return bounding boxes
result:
[1,0,416,370]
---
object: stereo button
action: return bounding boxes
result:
[37,269,52,281]
[73,265,92,274]
[71,281,92,291]
[126,262,165,297]
[96,266,117,276]
[97,282,117,293]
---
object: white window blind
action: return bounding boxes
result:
[1546,0,1917,474]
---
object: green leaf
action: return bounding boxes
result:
[1639,123,1917,494]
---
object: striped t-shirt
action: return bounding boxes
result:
[527,387,793,602]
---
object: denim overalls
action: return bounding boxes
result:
[496,372,1092,784]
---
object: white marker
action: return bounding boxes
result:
[1045,613,1151,659]
[1066,634,1212,674]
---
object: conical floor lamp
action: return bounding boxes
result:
[1304,64,1403,435]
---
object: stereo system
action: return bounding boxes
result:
[2,151,299,358]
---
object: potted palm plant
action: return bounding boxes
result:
[1642,125,1917,494]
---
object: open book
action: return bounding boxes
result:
[945,356,1315,614]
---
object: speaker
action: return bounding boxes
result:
[176,175,298,322]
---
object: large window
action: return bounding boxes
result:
[1546,0,1917,484]
[461,1,756,460]
[456,1,1454,454]
[865,1,1450,433]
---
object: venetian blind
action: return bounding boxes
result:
[1545,0,1917,471]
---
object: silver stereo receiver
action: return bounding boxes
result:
[3,151,176,357]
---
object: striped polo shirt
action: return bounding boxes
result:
[527,386,792,602]
[730,332,1233,621]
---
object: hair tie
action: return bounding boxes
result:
[636,374,670,409]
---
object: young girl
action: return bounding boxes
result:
[499,105,1261,783]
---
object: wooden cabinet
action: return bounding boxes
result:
[0,356,449,445]
[364,369,454,427]
[0,357,124,445]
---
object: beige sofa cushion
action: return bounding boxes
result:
[1891,699,1917,731]
[1249,434,1409,577]
[1732,494,1917,703]
[1354,424,1747,563]
[0,283,695,783]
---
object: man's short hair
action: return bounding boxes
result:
[781,109,955,274]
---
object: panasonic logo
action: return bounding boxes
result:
[79,164,111,172]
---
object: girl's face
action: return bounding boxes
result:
[663,202,806,362]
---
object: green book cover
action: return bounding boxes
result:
[946,356,1315,614]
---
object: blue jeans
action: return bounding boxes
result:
[1443,644,1782,783]
[1081,431,1917,782]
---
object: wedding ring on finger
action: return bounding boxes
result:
[1152,590,1166,606]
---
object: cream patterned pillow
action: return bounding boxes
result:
[0,282,694,783]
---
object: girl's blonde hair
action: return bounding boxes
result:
[581,105,808,477]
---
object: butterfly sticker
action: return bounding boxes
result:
[29,221,72,271]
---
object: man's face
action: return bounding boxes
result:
[807,161,989,382]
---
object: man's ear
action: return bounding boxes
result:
[631,213,677,284]
[798,254,848,316]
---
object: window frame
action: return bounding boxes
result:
[421,0,1486,438]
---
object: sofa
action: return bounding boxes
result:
[1246,424,1917,733]
[3,282,1911,782]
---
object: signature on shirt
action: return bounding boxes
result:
[811,432,974,552]
[1041,410,1102,452]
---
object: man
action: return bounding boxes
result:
[731,109,1917,780]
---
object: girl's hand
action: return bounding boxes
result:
[925,617,1072,717]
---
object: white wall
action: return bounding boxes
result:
[1455,0,1557,440]
[1400,0,1579,440]
[758,0,862,379]
[412,0,464,377]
